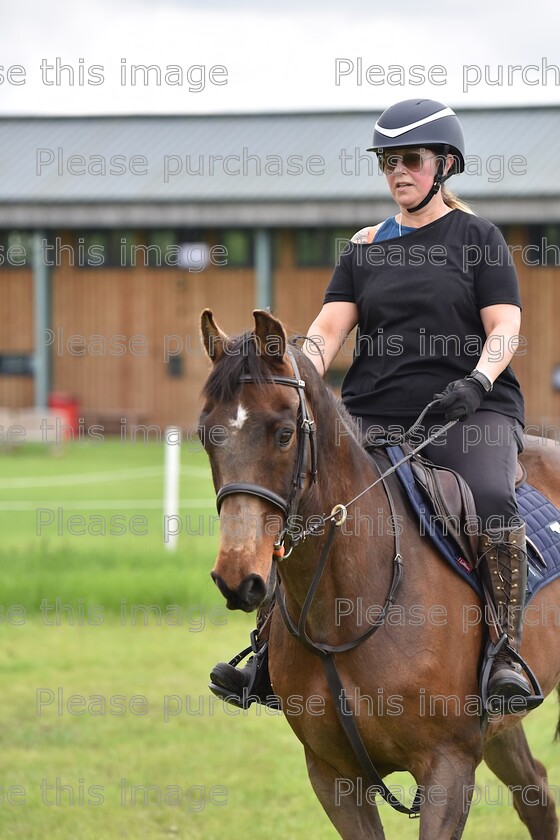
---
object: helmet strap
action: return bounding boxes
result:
[408,144,450,213]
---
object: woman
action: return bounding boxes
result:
[210,98,531,710]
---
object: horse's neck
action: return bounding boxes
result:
[303,398,377,518]
[279,405,398,641]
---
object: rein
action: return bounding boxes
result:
[274,398,457,556]
[276,450,404,657]
[213,345,456,819]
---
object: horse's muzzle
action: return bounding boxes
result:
[211,571,267,612]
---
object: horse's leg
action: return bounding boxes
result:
[483,722,559,840]
[304,748,386,840]
[415,752,478,840]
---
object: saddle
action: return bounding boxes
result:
[392,444,529,570]
[400,443,479,567]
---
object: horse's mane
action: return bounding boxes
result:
[329,392,363,445]
[202,330,363,446]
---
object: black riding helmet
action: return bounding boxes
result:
[368,99,466,212]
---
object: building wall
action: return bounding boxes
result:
[515,264,560,432]
[504,226,560,433]
[49,260,255,434]
[0,268,34,408]
[1,225,559,435]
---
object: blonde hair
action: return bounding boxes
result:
[441,184,475,214]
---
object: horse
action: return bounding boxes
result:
[199,308,560,839]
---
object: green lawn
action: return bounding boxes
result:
[0,441,558,838]
[0,440,219,611]
[0,619,558,840]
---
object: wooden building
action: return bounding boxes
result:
[0,108,559,435]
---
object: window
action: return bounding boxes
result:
[68,230,138,267]
[221,230,254,268]
[295,228,355,267]
[113,230,138,268]
[78,231,110,267]
[72,229,220,269]
[0,230,34,267]
[144,230,178,267]
[109,230,181,268]
[526,225,560,268]
[332,227,357,263]
[295,229,326,267]
[0,353,34,375]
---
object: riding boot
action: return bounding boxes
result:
[478,522,532,708]
[209,597,280,710]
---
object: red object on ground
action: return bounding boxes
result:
[48,393,80,437]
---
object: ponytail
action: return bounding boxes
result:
[441,184,475,214]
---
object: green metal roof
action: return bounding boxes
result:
[0,107,558,202]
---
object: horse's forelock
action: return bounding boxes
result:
[203,331,277,403]
[203,332,363,446]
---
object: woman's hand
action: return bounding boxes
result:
[433,377,486,421]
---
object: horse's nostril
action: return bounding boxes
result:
[240,574,267,608]
[245,577,258,596]
[211,570,231,601]
[210,570,266,611]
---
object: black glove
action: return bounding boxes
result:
[433,377,486,421]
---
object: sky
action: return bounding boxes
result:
[1,0,560,116]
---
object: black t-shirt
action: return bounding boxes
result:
[323,210,525,424]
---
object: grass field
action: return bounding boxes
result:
[0,440,559,838]
[0,439,218,611]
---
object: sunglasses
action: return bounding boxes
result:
[378,150,436,174]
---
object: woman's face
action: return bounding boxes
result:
[380,147,450,210]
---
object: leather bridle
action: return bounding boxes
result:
[215,347,318,536]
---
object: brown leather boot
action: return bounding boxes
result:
[478,523,532,709]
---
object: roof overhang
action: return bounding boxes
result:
[1,198,559,228]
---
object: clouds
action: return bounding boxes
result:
[1,0,558,115]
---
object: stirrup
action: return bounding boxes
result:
[208,629,281,710]
[480,634,544,716]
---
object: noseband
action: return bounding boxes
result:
[215,347,318,532]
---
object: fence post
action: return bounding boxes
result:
[164,426,181,550]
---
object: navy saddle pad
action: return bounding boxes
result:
[384,445,560,604]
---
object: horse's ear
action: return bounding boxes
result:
[253,310,286,362]
[200,309,228,363]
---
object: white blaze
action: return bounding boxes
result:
[229,403,249,430]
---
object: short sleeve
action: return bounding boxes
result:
[474,225,521,310]
[323,244,356,304]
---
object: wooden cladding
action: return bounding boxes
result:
[0,269,34,408]
[515,265,560,431]
[49,262,255,431]
[1,229,559,432]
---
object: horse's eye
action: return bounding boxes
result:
[276,428,294,449]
